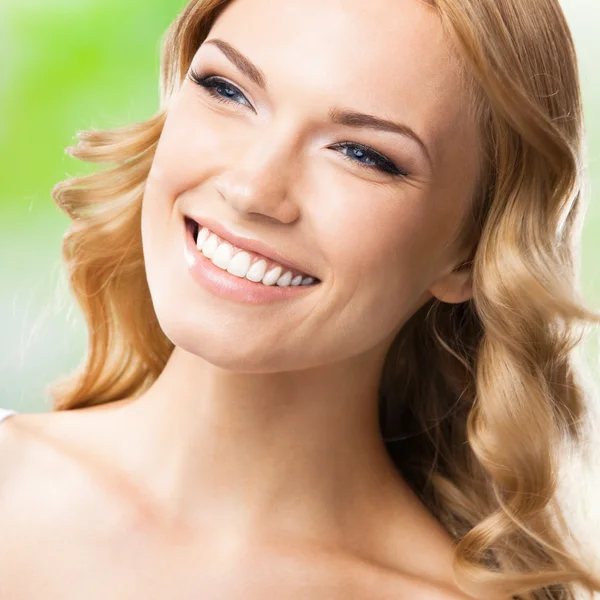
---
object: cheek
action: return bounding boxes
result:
[140,184,171,321]
[145,93,224,202]
[308,192,439,351]
[141,100,217,253]
[145,130,197,203]
[322,189,438,294]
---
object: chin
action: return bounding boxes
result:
[154,310,303,374]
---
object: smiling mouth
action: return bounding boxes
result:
[185,217,321,287]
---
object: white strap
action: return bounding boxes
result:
[0,408,17,425]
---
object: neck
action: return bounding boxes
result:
[105,345,404,551]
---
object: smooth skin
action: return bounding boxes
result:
[0,0,499,598]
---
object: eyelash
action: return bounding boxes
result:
[187,68,408,178]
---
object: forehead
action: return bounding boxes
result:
[206,0,473,168]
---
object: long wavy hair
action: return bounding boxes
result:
[49,0,600,598]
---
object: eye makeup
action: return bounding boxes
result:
[187,66,410,179]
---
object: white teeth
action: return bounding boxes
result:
[211,242,233,270]
[246,259,267,282]
[276,271,293,287]
[194,225,317,287]
[196,227,210,250]
[227,251,252,278]
[202,234,219,259]
[262,265,282,286]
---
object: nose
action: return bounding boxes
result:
[213,125,301,224]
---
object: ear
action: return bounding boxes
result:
[427,259,473,304]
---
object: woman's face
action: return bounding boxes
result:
[142,0,480,372]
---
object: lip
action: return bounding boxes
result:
[182,218,320,304]
[183,213,318,280]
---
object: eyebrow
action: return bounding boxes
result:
[202,38,433,167]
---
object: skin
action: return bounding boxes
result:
[0,0,493,598]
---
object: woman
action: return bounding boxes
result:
[0,0,598,598]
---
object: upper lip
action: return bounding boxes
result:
[185,214,318,279]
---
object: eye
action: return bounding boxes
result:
[187,68,408,179]
[188,68,253,109]
[330,142,407,177]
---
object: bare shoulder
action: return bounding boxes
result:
[0,407,113,468]
[0,409,70,473]
[0,410,70,507]
[375,573,488,600]
[0,411,512,600]
[261,540,489,600]
[346,559,490,600]
[0,408,133,586]
[0,406,124,494]
[336,476,509,600]
[0,408,112,527]
[0,410,66,565]
[0,410,44,482]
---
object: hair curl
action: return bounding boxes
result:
[49,1,600,598]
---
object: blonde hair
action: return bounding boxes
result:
[50,0,600,598]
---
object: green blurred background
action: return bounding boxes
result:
[0,0,598,413]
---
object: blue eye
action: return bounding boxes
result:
[188,70,252,108]
[187,68,408,178]
[329,142,406,177]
